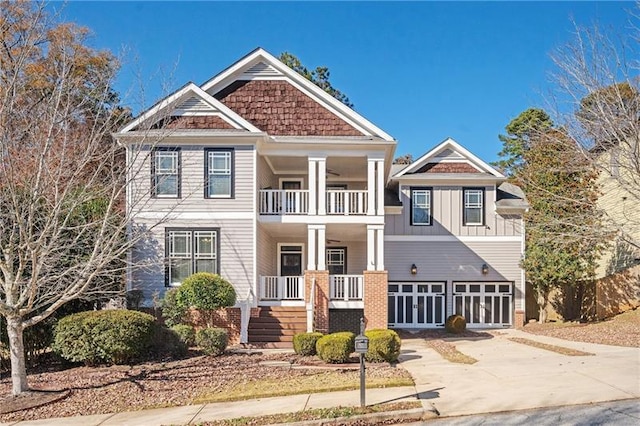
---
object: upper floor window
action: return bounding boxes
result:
[152,148,180,198]
[463,188,484,226]
[411,187,432,226]
[166,228,219,286]
[206,149,234,198]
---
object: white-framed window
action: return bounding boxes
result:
[152,148,180,197]
[411,187,432,226]
[206,149,233,198]
[166,228,219,286]
[326,248,346,275]
[463,188,484,226]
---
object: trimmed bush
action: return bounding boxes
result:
[176,273,236,311]
[445,314,467,334]
[171,324,196,347]
[364,329,402,363]
[196,327,228,356]
[316,331,355,363]
[53,310,155,365]
[161,288,187,328]
[151,324,188,359]
[293,332,323,356]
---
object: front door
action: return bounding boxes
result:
[281,180,303,214]
[388,283,446,328]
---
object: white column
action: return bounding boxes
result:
[376,159,385,216]
[307,226,316,270]
[366,225,375,271]
[367,158,375,216]
[317,158,326,215]
[317,225,326,270]
[308,159,317,215]
[376,227,385,271]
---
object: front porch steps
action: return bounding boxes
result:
[248,306,307,347]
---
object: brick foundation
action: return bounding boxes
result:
[184,307,260,345]
[329,309,364,334]
[305,270,330,333]
[514,310,525,329]
[363,270,388,330]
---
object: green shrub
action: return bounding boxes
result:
[171,324,196,347]
[53,310,155,365]
[196,327,228,356]
[316,331,355,363]
[176,273,236,311]
[151,324,188,359]
[364,329,401,363]
[161,288,187,328]
[293,332,323,356]
[445,314,467,334]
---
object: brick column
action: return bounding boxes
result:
[305,270,330,333]
[363,270,388,330]
[514,310,525,329]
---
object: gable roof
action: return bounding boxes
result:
[200,48,395,141]
[393,137,505,179]
[118,82,261,133]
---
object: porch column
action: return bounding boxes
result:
[367,158,375,216]
[317,157,326,215]
[367,225,375,271]
[317,225,326,270]
[307,226,316,270]
[376,159,385,216]
[308,159,317,215]
[363,270,388,330]
[376,225,385,271]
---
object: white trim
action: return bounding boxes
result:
[258,215,385,225]
[135,211,254,220]
[384,235,523,242]
[279,177,305,189]
[259,300,306,307]
[329,301,364,309]
[252,148,258,306]
[394,138,505,178]
[277,242,305,277]
[200,48,395,141]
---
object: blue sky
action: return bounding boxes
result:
[54,1,633,162]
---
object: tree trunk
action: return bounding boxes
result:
[6,316,29,395]
[537,291,549,323]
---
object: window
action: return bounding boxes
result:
[463,188,484,225]
[326,248,346,275]
[205,149,233,198]
[166,228,219,286]
[152,148,180,198]
[411,187,432,225]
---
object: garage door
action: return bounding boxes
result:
[452,282,512,328]
[388,282,445,328]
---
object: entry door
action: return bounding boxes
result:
[452,283,513,327]
[280,253,302,276]
[281,180,302,214]
[388,283,445,328]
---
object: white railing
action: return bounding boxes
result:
[260,276,305,300]
[330,275,364,301]
[259,190,309,215]
[326,190,368,215]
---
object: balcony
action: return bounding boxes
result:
[329,274,364,308]
[259,189,368,216]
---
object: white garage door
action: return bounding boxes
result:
[452,282,513,328]
[388,282,446,328]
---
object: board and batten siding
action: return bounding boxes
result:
[385,185,522,237]
[131,218,254,304]
[385,240,524,311]
[129,144,255,213]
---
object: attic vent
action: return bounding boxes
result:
[435,148,464,160]
[176,96,216,113]
[240,62,283,79]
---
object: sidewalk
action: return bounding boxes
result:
[2,328,639,425]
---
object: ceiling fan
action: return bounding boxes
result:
[326,168,340,176]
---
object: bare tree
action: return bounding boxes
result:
[0,2,170,395]
[548,8,640,251]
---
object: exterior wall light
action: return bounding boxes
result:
[481,263,489,275]
[411,264,418,275]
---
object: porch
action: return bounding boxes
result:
[258,274,364,308]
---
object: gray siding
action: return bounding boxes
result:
[131,218,254,304]
[385,185,523,237]
[385,240,524,311]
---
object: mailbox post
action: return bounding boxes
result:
[354,318,369,408]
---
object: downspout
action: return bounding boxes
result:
[239,288,254,344]
[306,277,315,332]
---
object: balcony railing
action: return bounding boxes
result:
[259,276,305,300]
[259,190,309,215]
[326,190,368,215]
[330,275,364,301]
[258,189,368,216]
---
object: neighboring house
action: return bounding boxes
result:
[114,48,528,345]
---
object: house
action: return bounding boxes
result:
[114,48,528,345]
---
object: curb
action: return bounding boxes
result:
[268,408,438,426]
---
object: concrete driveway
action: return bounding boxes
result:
[398,328,640,417]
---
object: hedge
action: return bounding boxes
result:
[293,332,323,356]
[316,331,355,363]
[364,329,401,363]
